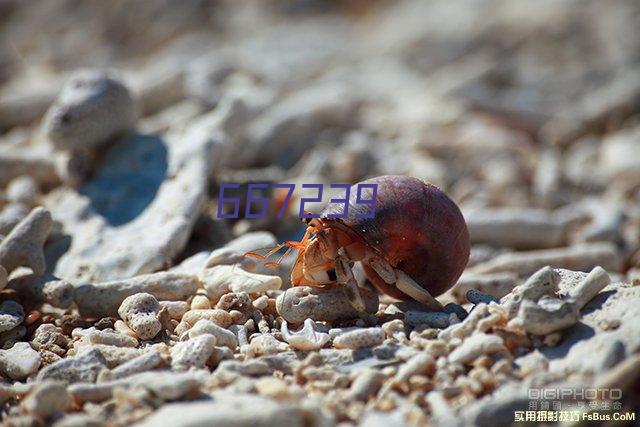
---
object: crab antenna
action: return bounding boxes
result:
[244,230,311,268]
[244,243,289,262]
[265,245,294,268]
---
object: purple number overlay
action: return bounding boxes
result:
[245,183,269,218]
[325,183,350,219]
[216,183,377,219]
[299,184,323,219]
[217,183,240,219]
[355,183,377,219]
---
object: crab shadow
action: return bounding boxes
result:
[79,133,168,226]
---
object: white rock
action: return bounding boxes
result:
[42,70,137,151]
[0,300,24,333]
[281,319,330,351]
[0,342,41,380]
[117,293,162,340]
[201,265,281,302]
[448,333,506,364]
[171,334,217,370]
[187,319,238,350]
[50,118,214,283]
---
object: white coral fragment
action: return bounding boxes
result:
[280,319,329,351]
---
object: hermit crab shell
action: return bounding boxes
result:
[321,175,470,300]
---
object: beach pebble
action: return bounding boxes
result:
[502,266,560,318]
[281,319,330,351]
[201,265,282,303]
[347,368,387,401]
[182,309,233,328]
[0,300,25,333]
[276,284,379,323]
[84,328,138,348]
[42,70,137,151]
[518,298,579,335]
[74,344,143,369]
[6,176,39,205]
[190,294,212,310]
[171,334,217,370]
[405,311,453,329]
[333,328,385,350]
[74,272,199,318]
[22,381,71,420]
[31,324,69,354]
[100,350,163,381]
[0,206,52,275]
[465,207,565,249]
[466,289,500,305]
[159,300,190,320]
[8,274,75,308]
[204,232,277,268]
[118,293,162,340]
[37,347,107,383]
[0,342,41,379]
[244,334,288,357]
[449,333,507,364]
[187,319,238,350]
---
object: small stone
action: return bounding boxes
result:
[405,311,452,329]
[280,319,330,351]
[37,347,107,383]
[443,303,468,321]
[449,333,507,364]
[0,207,52,275]
[276,284,378,323]
[159,300,190,320]
[104,350,163,381]
[117,293,162,340]
[42,70,137,151]
[186,319,238,350]
[6,176,38,205]
[201,265,281,302]
[244,334,288,357]
[31,323,69,354]
[0,342,41,379]
[74,272,199,318]
[182,309,232,328]
[190,294,212,310]
[466,289,500,305]
[333,328,385,350]
[22,381,71,420]
[0,300,25,333]
[171,334,217,370]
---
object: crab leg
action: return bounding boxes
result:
[245,228,311,264]
[366,253,443,311]
[335,256,366,312]
[394,270,443,311]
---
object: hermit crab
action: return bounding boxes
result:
[248,175,470,312]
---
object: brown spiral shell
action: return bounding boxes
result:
[321,175,470,300]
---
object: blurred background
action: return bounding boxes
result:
[0,0,639,285]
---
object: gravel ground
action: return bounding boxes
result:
[0,1,639,426]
